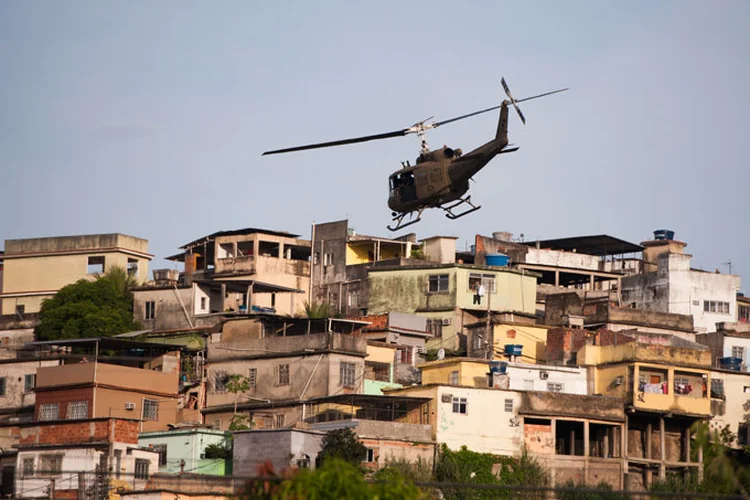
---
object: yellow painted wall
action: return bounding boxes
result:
[2,251,150,314]
[632,363,711,416]
[420,359,488,387]
[593,364,629,398]
[491,324,548,363]
[367,344,397,364]
[346,244,372,265]
[455,268,536,314]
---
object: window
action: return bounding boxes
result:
[449,371,459,386]
[200,297,207,311]
[66,400,89,420]
[348,291,358,307]
[153,444,167,467]
[145,301,156,320]
[504,399,514,412]
[24,374,36,393]
[39,403,60,421]
[212,371,229,393]
[127,258,139,276]
[740,423,750,446]
[324,252,334,266]
[142,399,159,421]
[468,273,497,293]
[248,368,257,387]
[740,304,750,322]
[473,331,485,350]
[276,415,285,429]
[452,397,468,414]
[135,459,150,480]
[547,382,564,393]
[704,300,730,314]
[16,304,25,315]
[22,457,34,478]
[397,347,413,365]
[87,256,105,274]
[427,319,443,338]
[0,377,5,396]
[364,448,375,462]
[275,364,290,386]
[340,362,356,388]
[39,454,63,476]
[732,346,745,360]
[711,379,726,400]
[428,274,450,293]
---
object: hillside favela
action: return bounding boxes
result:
[1,225,749,498]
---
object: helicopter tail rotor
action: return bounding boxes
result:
[501,77,569,125]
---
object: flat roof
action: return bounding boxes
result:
[305,393,432,406]
[179,227,301,250]
[521,235,643,256]
[194,279,305,294]
[26,337,191,352]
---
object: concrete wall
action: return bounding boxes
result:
[0,328,35,359]
[2,233,151,315]
[138,429,229,474]
[524,248,600,271]
[420,359,489,388]
[505,363,588,395]
[133,286,196,331]
[233,429,324,475]
[0,359,62,413]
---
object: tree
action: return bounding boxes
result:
[301,300,330,319]
[35,266,141,341]
[319,428,367,467]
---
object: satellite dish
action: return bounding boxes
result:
[437,348,445,361]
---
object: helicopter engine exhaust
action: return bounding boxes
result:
[444,148,454,158]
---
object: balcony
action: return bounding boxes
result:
[215,255,310,278]
[627,363,710,417]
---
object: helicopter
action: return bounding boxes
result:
[263,78,568,231]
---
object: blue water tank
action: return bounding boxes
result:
[504,344,523,357]
[653,229,675,241]
[489,361,507,374]
[720,357,742,371]
[486,253,510,267]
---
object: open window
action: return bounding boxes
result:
[87,256,105,274]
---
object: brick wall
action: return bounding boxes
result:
[18,418,140,446]
[546,328,590,365]
[35,387,93,420]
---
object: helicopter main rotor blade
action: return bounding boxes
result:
[432,104,503,128]
[515,87,569,104]
[262,128,409,155]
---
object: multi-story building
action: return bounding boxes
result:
[575,331,711,489]
[14,418,158,499]
[465,316,551,362]
[203,316,369,430]
[1,233,152,317]
[166,228,311,316]
[310,220,420,317]
[367,262,537,350]
[621,231,740,333]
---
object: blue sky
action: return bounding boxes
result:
[1,1,749,287]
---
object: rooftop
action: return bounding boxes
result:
[177,227,301,251]
[520,234,643,256]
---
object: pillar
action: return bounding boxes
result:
[659,417,666,479]
[555,270,560,287]
[584,421,590,457]
[684,423,691,463]
[569,428,576,455]
[646,421,652,459]
[220,283,227,312]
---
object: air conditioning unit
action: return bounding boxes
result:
[539,371,549,380]
[442,318,452,326]
[124,402,136,411]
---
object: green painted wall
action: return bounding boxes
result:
[139,429,230,475]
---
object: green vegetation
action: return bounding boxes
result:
[319,428,368,467]
[301,300,330,319]
[204,442,231,460]
[558,480,623,500]
[36,266,141,341]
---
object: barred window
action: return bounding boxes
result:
[547,382,564,393]
[142,399,159,421]
[135,459,150,479]
[39,403,60,421]
[0,377,5,396]
[39,454,62,477]
[66,400,89,420]
[248,368,257,387]
[504,399,514,412]
[341,362,356,388]
[275,364,290,386]
[22,457,34,478]
[153,444,167,467]
[24,374,36,393]
[212,370,229,393]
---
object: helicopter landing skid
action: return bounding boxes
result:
[442,196,481,220]
[387,208,426,232]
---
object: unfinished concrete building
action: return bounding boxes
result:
[166,228,311,316]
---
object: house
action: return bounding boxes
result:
[575,332,711,489]
[697,323,750,370]
[14,418,159,499]
[465,316,551,362]
[621,231,741,333]
[233,394,434,473]
[0,357,64,424]
[203,316,369,430]
[418,357,588,395]
[138,427,231,475]
[357,312,430,385]
[367,261,537,350]
[27,341,184,432]
[706,367,750,447]
[166,228,311,316]
[310,220,420,317]
[364,342,402,395]
[0,233,152,318]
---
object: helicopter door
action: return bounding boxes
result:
[400,172,417,202]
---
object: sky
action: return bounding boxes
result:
[1,1,749,289]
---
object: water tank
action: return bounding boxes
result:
[504,344,523,357]
[719,357,742,371]
[486,253,510,267]
[493,231,513,242]
[489,361,507,374]
[653,229,675,241]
